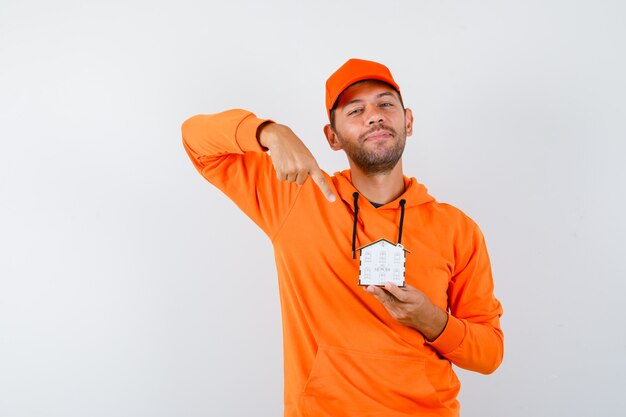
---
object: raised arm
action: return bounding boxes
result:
[182,109,334,237]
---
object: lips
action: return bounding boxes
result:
[364,129,393,142]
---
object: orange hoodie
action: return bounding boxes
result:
[182,109,504,417]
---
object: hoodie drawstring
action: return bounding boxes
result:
[351,192,359,259]
[397,199,406,245]
[351,194,407,259]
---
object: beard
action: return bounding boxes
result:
[337,124,407,175]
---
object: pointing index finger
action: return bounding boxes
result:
[310,166,336,202]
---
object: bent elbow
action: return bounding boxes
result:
[477,332,504,375]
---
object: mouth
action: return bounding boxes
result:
[364,129,393,142]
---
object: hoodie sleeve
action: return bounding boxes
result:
[181,109,300,238]
[427,223,504,374]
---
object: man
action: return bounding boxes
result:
[182,58,503,417]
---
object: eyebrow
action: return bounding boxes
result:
[343,92,399,107]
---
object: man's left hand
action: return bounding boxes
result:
[365,282,449,342]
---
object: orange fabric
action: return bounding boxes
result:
[182,109,504,417]
[325,58,401,120]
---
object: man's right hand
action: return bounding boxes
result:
[257,122,336,202]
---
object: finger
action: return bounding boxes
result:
[310,166,336,202]
[403,284,423,295]
[295,171,308,186]
[365,285,384,300]
[384,282,407,302]
[400,284,426,299]
[366,285,396,306]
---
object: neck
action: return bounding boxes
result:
[349,160,405,205]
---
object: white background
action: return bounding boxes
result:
[1,1,625,416]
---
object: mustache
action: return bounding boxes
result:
[359,125,398,142]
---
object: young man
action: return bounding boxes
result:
[182,58,503,417]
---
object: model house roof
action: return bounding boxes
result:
[355,238,410,253]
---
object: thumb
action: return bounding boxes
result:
[310,165,336,202]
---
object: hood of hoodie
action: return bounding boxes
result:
[331,169,435,211]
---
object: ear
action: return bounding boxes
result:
[324,124,343,151]
[404,108,414,137]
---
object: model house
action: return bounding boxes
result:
[356,238,409,287]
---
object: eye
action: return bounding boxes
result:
[347,107,363,116]
[379,102,393,108]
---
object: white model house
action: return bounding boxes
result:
[356,238,409,287]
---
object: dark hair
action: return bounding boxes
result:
[329,80,405,129]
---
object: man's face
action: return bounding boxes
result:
[325,80,413,175]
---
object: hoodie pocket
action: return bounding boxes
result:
[300,345,447,417]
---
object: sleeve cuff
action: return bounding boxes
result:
[426,314,466,355]
[235,113,272,153]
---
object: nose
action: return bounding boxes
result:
[365,105,384,125]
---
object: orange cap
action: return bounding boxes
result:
[325,58,401,120]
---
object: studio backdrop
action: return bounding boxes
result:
[1,1,624,416]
